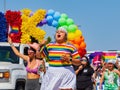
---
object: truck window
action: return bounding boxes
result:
[0,46,19,64]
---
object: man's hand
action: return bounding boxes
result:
[61,54,71,62]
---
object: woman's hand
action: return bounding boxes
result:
[28,43,40,51]
[99,84,102,89]
[78,65,84,70]
[40,40,47,46]
[113,69,120,76]
[8,36,12,44]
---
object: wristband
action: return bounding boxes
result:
[10,43,14,46]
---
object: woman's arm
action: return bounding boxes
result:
[8,36,29,61]
[99,72,104,89]
[113,69,120,77]
[42,59,46,73]
[72,58,81,66]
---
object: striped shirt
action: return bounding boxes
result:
[43,42,80,67]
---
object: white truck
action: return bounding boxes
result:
[0,42,28,90]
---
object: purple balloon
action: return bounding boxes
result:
[42,19,47,24]
[37,22,43,27]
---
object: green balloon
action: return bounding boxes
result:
[66,18,74,25]
[58,18,66,26]
[68,24,77,33]
[61,13,68,19]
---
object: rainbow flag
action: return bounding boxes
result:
[11,26,19,33]
[102,52,117,62]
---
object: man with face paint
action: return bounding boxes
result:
[32,27,81,90]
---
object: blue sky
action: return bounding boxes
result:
[0,0,120,51]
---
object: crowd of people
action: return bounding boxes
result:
[8,27,120,90]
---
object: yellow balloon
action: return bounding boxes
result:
[68,33,75,40]
[75,29,82,37]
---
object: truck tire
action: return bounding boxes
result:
[15,80,25,90]
[16,85,24,90]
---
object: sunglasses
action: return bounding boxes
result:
[81,59,87,62]
[28,48,34,53]
[93,62,101,66]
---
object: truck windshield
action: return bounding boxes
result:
[0,46,19,64]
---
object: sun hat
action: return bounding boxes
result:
[107,59,116,64]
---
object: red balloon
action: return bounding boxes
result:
[78,48,87,57]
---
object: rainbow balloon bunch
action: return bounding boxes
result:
[42,9,86,57]
[0,8,87,57]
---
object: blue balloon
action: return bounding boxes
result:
[46,16,53,23]
[47,21,52,26]
[47,9,55,16]
[52,20,58,27]
[53,12,60,21]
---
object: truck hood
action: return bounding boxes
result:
[0,62,26,70]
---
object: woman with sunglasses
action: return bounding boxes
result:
[8,36,45,90]
[73,56,94,90]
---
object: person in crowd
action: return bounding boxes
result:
[93,60,107,90]
[31,27,81,90]
[99,59,120,90]
[8,36,45,90]
[73,56,94,90]
[115,54,120,90]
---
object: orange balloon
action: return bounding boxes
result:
[80,36,84,41]
[68,40,74,44]
[74,36,82,44]
[79,41,86,49]
[74,44,80,49]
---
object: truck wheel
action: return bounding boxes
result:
[15,84,25,90]
[16,85,24,90]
